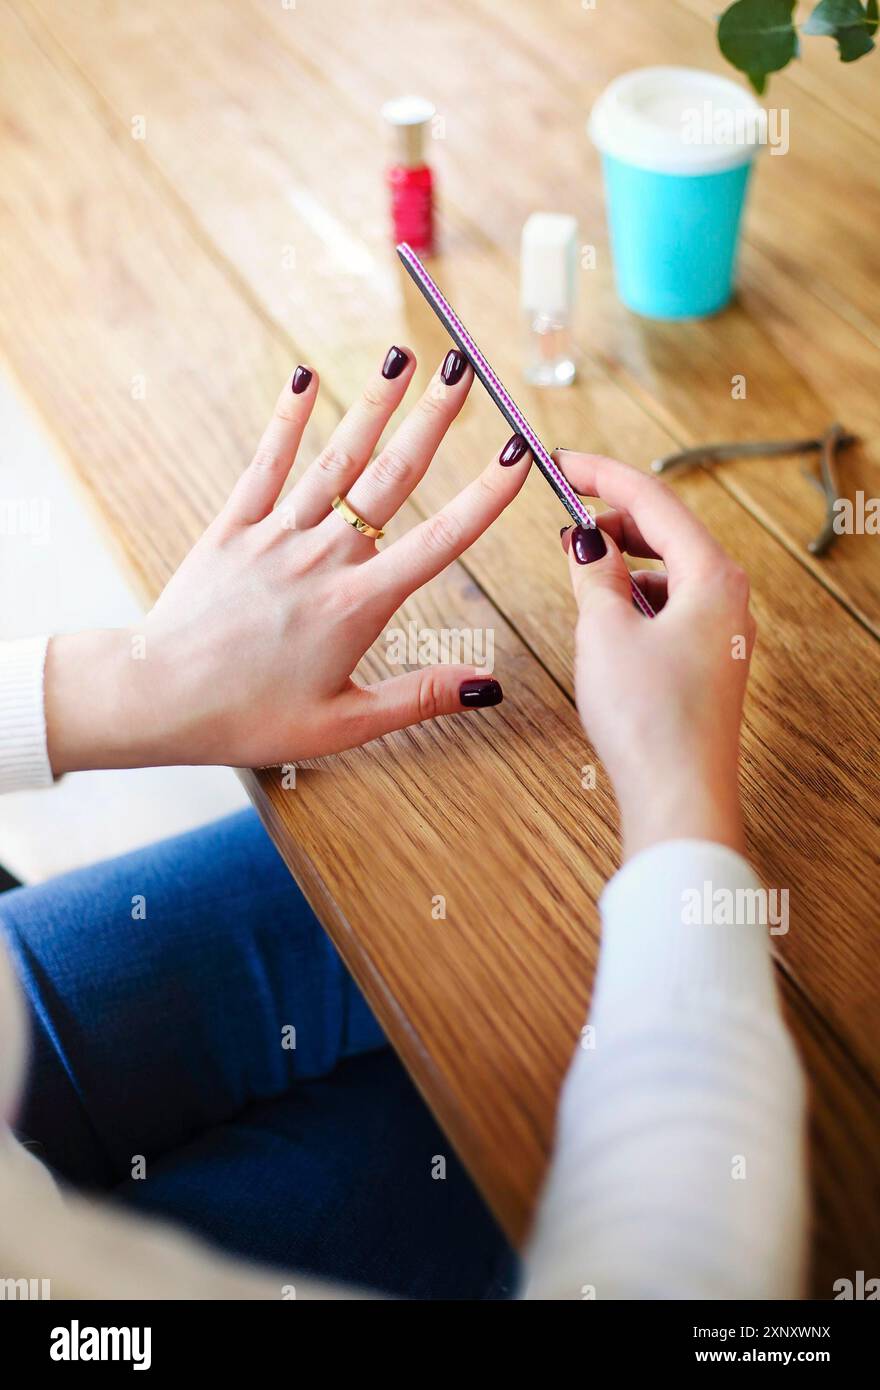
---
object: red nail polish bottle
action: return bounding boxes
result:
[381,96,436,255]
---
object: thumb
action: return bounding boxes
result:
[562,523,634,618]
[339,666,503,744]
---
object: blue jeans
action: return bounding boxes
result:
[1,809,516,1299]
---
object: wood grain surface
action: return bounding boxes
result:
[0,0,878,1296]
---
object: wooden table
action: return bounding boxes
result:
[1,0,878,1297]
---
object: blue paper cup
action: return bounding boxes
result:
[589,68,764,320]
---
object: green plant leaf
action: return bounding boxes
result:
[803,0,867,31]
[803,0,876,61]
[717,0,799,91]
[837,24,876,56]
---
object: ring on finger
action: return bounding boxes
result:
[330,494,385,541]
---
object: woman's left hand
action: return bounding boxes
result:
[45,349,531,774]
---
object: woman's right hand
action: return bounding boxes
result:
[555,452,756,862]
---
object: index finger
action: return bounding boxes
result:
[554,451,726,588]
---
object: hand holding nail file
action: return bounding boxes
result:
[396,242,655,618]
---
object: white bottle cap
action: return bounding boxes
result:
[381,95,436,167]
[520,213,579,317]
[588,66,764,175]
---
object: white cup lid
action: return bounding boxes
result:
[588,66,765,175]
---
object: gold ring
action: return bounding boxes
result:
[331,494,385,540]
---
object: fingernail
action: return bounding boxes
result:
[560,524,572,538]
[441,349,468,387]
[459,677,503,709]
[500,434,530,466]
[291,366,312,394]
[572,525,606,564]
[382,346,409,380]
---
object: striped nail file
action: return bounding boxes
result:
[396,242,654,618]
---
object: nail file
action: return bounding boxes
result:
[396,242,654,619]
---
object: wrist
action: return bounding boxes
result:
[45,629,165,775]
[616,760,745,863]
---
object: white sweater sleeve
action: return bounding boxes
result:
[523,839,808,1300]
[0,637,53,793]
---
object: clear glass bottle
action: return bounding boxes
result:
[521,213,578,387]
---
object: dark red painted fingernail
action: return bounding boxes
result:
[500,434,530,466]
[459,678,503,709]
[441,349,468,386]
[560,524,572,538]
[382,346,409,380]
[572,525,607,564]
[291,366,312,394]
